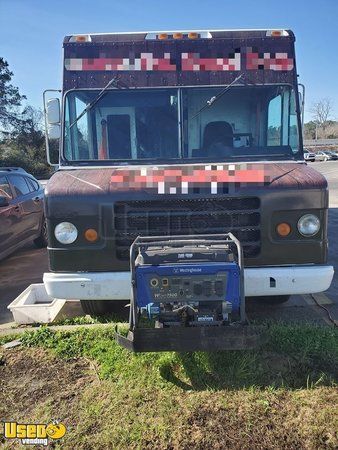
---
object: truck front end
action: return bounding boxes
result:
[43,29,333,314]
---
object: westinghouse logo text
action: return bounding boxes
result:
[2,420,66,446]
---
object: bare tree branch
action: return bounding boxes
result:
[310,98,333,131]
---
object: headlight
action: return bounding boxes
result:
[54,222,78,244]
[297,214,320,236]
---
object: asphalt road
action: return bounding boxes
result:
[0,162,337,326]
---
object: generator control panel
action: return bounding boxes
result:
[135,262,241,315]
[147,272,228,302]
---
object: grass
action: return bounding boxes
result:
[1,322,337,449]
[17,322,338,388]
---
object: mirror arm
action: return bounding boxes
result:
[298,83,305,130]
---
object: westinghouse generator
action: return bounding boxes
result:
[116,233,261,352]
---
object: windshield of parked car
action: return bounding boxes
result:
[64,85,300,163]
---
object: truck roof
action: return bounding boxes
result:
[64,29,294,43]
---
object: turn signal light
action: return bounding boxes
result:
[276,222,291,237]
[84,228,98,242]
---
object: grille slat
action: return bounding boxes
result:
[114,197,261,260]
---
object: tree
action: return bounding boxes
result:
[0,59,52,176]
[310,98,334,137]
[0,57,26,131]
[303,121,317,140]
[0,106,50,176]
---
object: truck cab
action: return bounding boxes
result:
[43,29,333,314]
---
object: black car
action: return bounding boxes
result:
[0,167,47,260]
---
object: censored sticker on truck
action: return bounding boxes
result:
[110,164,269,194]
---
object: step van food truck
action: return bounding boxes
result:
[43,29,333,315]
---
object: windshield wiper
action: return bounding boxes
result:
[191,73,244,120]
[69,76,128,129]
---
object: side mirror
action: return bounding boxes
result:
[47,123,61,140]
[47,98,60,124]
[0,196,9,207]
[43,90,61,167]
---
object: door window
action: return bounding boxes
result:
[267,94,282,146]
[0,176,12,199]
[26,177,40,192]
[288,89,299,152]
[8,175,31,197]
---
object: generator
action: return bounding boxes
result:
[116,233,260,352]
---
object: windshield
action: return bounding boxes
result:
[64,85,300,163]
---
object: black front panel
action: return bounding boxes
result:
[114,197,261,261]
[47,186,328,273]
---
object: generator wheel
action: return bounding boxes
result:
[80,300,129,318]
[258,295,290,304]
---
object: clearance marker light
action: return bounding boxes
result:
[145,31,212,40]
[173,32,183,39]
[188,32,199,39]
[266,30,289,37]
[158,33,168,40]
[69,35,92,43]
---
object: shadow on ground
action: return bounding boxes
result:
[158,324,338,391]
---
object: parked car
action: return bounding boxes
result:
[0,167,47,260]
[303,149,315,162]
[325,151,338,160]
[315,151,330,162]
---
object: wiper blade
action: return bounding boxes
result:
[69,76,127,129]
[191,73,244,120]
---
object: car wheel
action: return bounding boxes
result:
[249,295,290,304]
[33,218,48,248]
[80,299,129,318]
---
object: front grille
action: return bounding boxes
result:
[114,197,261,260]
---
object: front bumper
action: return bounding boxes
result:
[44,265,334,300]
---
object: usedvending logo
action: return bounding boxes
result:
[2,420,66,446]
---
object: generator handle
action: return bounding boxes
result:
[226,233,246,323]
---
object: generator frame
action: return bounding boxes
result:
[116,233,261,352]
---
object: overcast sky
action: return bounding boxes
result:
[1,0,337,122]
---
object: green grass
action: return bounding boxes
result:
[52,314,121,326]
[18,322,338,389]
[1,322,337,449]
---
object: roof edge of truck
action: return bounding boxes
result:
[63,28,295,43]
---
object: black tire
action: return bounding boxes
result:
[251,295,290,304]
[33,218,48,248]
[80,299,129,318]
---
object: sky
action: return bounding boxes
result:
[1,0,338,123]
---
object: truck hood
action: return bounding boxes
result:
[46,162,327,197]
